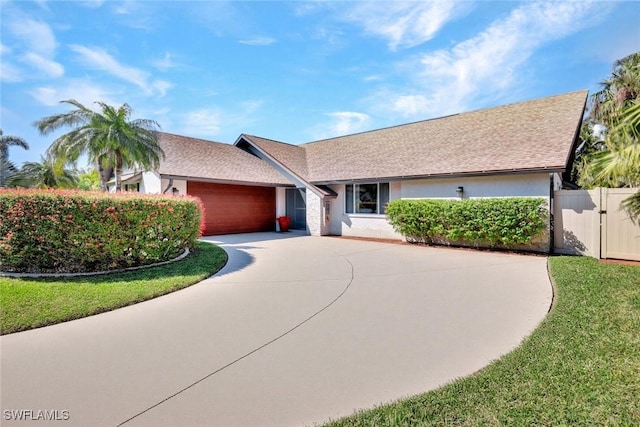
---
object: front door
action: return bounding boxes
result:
[286,188,307,230]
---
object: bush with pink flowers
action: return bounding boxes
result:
[0,189,204,273]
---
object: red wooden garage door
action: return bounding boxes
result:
[187,181,276,235]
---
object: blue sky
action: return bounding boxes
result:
[1,0,639,167]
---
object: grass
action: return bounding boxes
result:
[0,241,227,335]
[325,256,640,426]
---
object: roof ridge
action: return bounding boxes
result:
[158,131,230,146]
[302,114,459,146]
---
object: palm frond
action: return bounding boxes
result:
[622,191,640,224]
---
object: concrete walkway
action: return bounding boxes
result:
[0,233,553,426]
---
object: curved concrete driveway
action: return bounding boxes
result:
[1,233,552,426]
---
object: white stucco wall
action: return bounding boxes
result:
[276,187,287,217]
[306,190,322,236]
[159,178,187,195]
[328,182,403,240]
[326,174,553,241]
[305,190,331,236]
[141,171,162,194]
[400,173,552,199]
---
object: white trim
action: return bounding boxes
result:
[344,182,389,215]
[343,213,387,219]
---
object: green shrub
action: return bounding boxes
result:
[0,189,204,273]
[386,198,548,248]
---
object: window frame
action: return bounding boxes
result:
[344,182,389,215]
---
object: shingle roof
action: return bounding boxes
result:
[157,132,290,186]
[240,134,308,179]
[158,91,587,187]
[300,90,587,183]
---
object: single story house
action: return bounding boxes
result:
[121,90,588,249]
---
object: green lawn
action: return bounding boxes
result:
[326,256,640,426]
[0,241,227,335]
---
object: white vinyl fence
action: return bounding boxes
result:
[554,188,640,261]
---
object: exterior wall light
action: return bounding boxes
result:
[456,186,464,198]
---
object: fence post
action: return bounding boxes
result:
[599,187,607,260]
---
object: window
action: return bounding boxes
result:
[345,183,389,214]
[124,183,140,192]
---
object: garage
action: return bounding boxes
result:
[187,181,276,235]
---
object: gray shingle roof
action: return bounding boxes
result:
[301,90,587,183]
[240,134,308,179]
[157,132,290,186]
[158,91,587,187]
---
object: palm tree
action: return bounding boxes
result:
[10,155,78,189]
[577,52,640,221]
[34,100,164,191]
[0,129,29,187]
[588,101,640,221]
[589,52,640,129]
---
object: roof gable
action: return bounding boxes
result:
[238,134,308,179]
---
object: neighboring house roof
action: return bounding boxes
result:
[157,132,290,186]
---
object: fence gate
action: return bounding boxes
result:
[554,188,640,261]
[601,188,640,261]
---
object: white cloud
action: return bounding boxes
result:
[391,95,432,117]
[81,0,104,8]
[238,36,277,46]
[312,111,371,140]
[70,44,147,87]
[110,0,159,31]
[70,44,170,96]
[151,52,175,70]
[113,0,137,15]
[329,111,370,135]
[0,43,11,55]
[5,17,64,79]
[183,108,222,136]
[181,100,263,138]
[29,79,117,107]
[381,1,602,118]
[0,62,23,82]
[152,80,172,97]
[364,75,383,82]
[21,52,64,78]
[8,18,57,57]
[342,1,460,50]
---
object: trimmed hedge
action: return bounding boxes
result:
[0,189,205,273]
[386,198,548,248]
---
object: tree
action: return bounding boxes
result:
[577,53,639,184]
[77,168,101,191]
[590,52,640,128]
[588,101,640,221]
[34,100,164,191]
[577,52,640,221]
[10,155,78,189]
[0,129,29,187]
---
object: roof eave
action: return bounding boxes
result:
[312,167,565,185]
[160,174,293,188]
